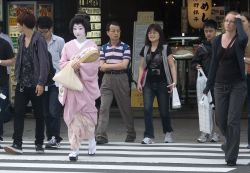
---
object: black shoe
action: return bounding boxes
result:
[125,135,136,142]
[246,144,250,149]
[35,144,44,154]
[0,136,3,141]
[96,136,108,145]
[227,161,236,166]
[4,144,23,154]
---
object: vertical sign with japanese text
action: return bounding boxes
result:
[78,0,101,45]
[188,0,212,29]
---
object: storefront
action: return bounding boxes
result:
[0,0,249,108]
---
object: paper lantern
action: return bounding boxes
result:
[188,0,212,29]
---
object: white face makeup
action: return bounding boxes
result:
[73,24,86,41]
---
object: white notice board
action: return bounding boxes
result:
[132,21,163,88]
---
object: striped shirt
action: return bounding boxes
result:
[100,41,131,64]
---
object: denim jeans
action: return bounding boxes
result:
[0,85,8,137]
[43,85,63,142]
[247,75,250,145]
[214,80,247,162]
[142,81,173,138]
[13,84,45,146]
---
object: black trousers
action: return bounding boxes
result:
[13,84,45,146]
[214,80,247,163]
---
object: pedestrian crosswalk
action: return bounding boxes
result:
[0,141,249,173]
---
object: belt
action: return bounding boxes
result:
[105,70,127,74]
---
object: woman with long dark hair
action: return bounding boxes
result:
[137,23,177,144]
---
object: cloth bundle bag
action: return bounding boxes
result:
[53,47,99,91]
[196,69,213,134]
[53,61,83,91]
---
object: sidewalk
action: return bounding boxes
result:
[2,109,248,144]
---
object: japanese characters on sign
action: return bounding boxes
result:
[79,0,101,45]
[188,0,212,29]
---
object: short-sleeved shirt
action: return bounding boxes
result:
[140,45,172,83]
[48,34,65,73]
[100,41,131,65]
[0,38,14,86]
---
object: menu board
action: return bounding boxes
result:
[79,0,101,45]
[0,0,3,21]
[8,2,36,52]
[37,3,53,17]
[211,6,225,31]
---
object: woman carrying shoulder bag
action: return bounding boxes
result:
[204,11,248,166]
[137,23,177,144]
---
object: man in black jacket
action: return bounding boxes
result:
[191,19,220,143]
[4,11,50,154]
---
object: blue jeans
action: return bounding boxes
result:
[143,81,173,138]
[43,85,63,142]
[247,75,250,145]
[0,85,8,137]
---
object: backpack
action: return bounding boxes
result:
[102,43,135,86]
[34,42,56,86]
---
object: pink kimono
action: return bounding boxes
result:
[59,39,100,150]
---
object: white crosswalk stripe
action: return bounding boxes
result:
[0,141,249,173]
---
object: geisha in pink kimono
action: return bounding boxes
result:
[58,13,100,161]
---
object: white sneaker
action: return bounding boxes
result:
[141,137,154,144]
[69,150,79,161]
[210,132,220,142]
[164,132,174,143]
[197,132,209,143]
[88,139,96,156]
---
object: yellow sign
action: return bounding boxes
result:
[137,11,154,23]
[8,17,17,26]
[188,0,212,29]
[131,89,158,107]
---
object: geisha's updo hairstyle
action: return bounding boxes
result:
[69,12,91,34]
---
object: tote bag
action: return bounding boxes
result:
[196,69,213,134]
[198,94,213,134]
[172,87,181,109]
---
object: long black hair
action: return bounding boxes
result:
[145,23,166,48]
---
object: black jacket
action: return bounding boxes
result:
[191,40,212,76]
[203,18,248,94]
[15,31,50,86]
